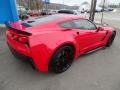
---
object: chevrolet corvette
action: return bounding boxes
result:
[6,14,116,73]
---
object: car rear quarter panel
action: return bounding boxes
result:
[29,30,79,72]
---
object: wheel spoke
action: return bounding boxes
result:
[50,46,74,73]
[56,50,71,70]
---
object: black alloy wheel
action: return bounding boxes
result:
[49,45,74,73]
[106,31,116,47]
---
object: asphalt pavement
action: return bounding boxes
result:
[0,12,120,90]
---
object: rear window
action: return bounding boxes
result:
[22,15,61,27]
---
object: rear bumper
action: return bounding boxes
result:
[6,34,36,69]
[7,35,49,72]
[6,34,30,57]
[7,42,36,69]
[7,42,30,60]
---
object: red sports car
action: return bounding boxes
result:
[6,14,116,73]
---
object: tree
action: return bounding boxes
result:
[17,0,43,10]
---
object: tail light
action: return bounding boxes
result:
[6,25,30,46]
[11,33,29,44]
[18,36,28,43]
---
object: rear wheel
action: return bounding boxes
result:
[106,31,116,47]
[49,46,74,73]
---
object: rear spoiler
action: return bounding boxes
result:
[6,25,32,36]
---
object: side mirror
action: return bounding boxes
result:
[96,27,104,32]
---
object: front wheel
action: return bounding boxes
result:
[49,46,75,73]
[106,31,116,47]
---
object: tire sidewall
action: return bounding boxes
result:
[106,31,116,47]
[49,45,74,73]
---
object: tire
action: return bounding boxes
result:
[49,45,75,73]
[106,31,116,47]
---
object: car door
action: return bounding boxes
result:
[72,19,107,53]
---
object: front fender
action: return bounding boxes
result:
[102,27,115,45]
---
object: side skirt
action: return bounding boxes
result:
[83,47,103,55]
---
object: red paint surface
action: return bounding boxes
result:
[6,14,114,72]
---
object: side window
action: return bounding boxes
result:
[60,21,73,28]
[73,19,97,30]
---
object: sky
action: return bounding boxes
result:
[50,0,120,6]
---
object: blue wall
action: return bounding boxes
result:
[0,0,19,24]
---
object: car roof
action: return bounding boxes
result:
[22,14,85,27]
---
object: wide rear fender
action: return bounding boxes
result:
[28,31,79,72]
